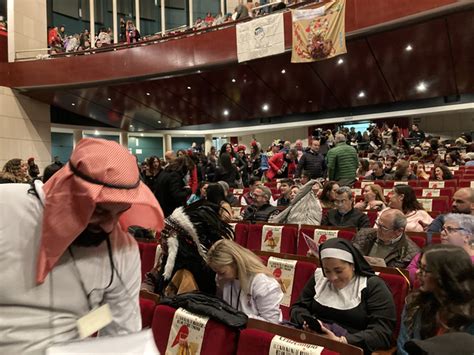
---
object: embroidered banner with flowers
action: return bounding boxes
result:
[291,0,346,63]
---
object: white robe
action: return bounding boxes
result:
[0,182,141,354]
[221,273,283,323]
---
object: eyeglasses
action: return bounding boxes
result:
[375,222,395,232]
[441,226,467,234]
[417,264,432,275]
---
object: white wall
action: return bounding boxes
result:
[0,86,51,172]
[7,0,47,62]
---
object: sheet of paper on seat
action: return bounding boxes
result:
[269,335,323,355]
[46,329,159,355]
[76,303,112,339]
[364,256,387,267]
[429,181,444,188]
[422,189,440,197]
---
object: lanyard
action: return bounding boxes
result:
[68,236,114,310]
[230,281,241,311]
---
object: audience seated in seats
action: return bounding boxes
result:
[397,244,474,355]
[352,208,420,268]
[0,158,30,184]
[295,139,326,180]
[242,185,279,222]
[142,202,233,297]
[270,180,323,225]
[321,187,371,229]
[356,158,371,178]
[275,178,294,207]
[386,184,433,232]
[290,238,396,353]
[205,183,232,222]
[428,188,474,233]
[326,133,358,186]
[207,239,283,323]
[187,181,208,205]
[241,176,263,206]
[415,162,431,181]
[409,146,424,162]
[319,181,339,209]
[432,164,453,180]
[391,160,417,181]
[407,214,474,283]
[354,184,386,211]
[289,185,300,201]
[265,148,297,181]
[365,160,390,181]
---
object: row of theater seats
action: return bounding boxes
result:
[137,247,410,354]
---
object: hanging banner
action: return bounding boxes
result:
[313,229,338,245]
[236,13,285,63]
[291,0,346,63]
[261,225,284,252]
[165,308,209,355]
[267,257,297,307]
[269,335,324,355]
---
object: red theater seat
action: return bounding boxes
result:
[138,241,159,280]
[139,297,157,329]
[152,305,239,355]
[247,224,298,254]
[233,222,249,247]
[297,226,356,255]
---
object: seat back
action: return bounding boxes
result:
[139,297,157,329]
[233,222,249,247]
[152,305,239,355]
[138,241,159,280]
[297,226,356,255]
[247,224,298,254]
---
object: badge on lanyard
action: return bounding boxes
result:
[76,303,113,339]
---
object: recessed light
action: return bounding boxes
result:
[308,100,313,103]
[187,86,191,90]
[107,97,111,101]
[223,135,227,138]
[281,69,286,74]
[140,133,144,137]
[357,91,366,98]
[71,103,76,106]
[337,58,344,65]
[295,85,299,89]
[223,109,229,116]
[405,44,413,52]
[232,78,236,83]
[146,92,151,96]
[262,104,269,111]
[130,125,134,128]
[157,120,162,124]
[197,70,201,73]
[94,130,99,135]
[416,82,427,92]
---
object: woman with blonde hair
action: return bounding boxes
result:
[207,239,283,323]
[354,184,386,211]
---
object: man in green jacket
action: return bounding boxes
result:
[326,133,358,186]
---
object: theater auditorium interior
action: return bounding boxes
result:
[0,0,473,354]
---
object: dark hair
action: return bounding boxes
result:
[433,164,453,180]
[248,176,261,187]
[404,244,473,339]
[42,163,62,183]
[219,143,235,157]
[206,183,227,206]
[358,159,370,176]
[166,156,189,176]
[195,181,208,198]
[279,178,294,187]
[147,156,161,176]
[394,160,410,180]
[393,184,423,213]
[320,181,338,205]
[218,153,234,173]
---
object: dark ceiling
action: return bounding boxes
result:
[25,8,474,132]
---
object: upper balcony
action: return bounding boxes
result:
[0,0,472,131]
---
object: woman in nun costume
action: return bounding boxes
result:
[290,238,396,354]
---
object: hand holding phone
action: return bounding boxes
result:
[301,314,324,334]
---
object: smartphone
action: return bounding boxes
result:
[301,314,324,333]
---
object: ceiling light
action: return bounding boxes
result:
[197,70,201,73]
[262,104,269,111]
[107,97,111,101]
[140,133,144,137]
[71,103,76,106]
[130,125,134,128]
[94,130,99,136]
[223,109,229,116]
[157,120,162,124]
[232,78,236,83]
[281,69,286,74]
[357,91,366,98]
[405,44,413,52]
[223,135,227,138]
[337,58,344,65]
[308,100,313,103]
[416,82,427,92]
[146,92,151,96]
[187,86,191,90]
[295,85,299,89]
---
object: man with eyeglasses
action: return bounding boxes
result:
[427,188,474,233]
[320,186,371,229]
[242,185,279,222]
[352,208,420,268]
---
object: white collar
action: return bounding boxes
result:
[34,180,46,206]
